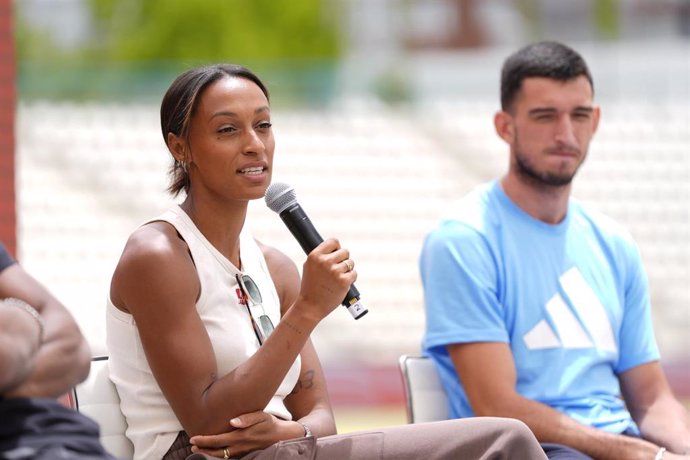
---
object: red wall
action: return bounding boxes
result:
[0,0,15,257]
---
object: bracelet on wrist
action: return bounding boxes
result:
[2,297,45,341]
[296,421,313,438]
[654,447,666,460]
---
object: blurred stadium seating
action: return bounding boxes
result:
[16,97,689,425]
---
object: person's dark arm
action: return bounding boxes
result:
[0,263,91,398]
[0,301,42,393]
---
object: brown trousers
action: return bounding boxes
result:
[171,417,547,460]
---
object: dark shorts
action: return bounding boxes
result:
[0,397,115,460]
[541,443,593,459]
[541,426,641,459]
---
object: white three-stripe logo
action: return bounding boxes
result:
[523,267,617,353]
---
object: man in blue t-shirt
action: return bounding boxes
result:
[420,41,690,460]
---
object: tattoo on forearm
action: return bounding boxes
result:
[291,369,315,395]
[282,320,303,335]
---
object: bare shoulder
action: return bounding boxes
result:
[255,239,299,314]
[111,221,198,311]
[115,222,190,274]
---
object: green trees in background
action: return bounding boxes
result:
[87,0,340,62]
[17,0,342,104]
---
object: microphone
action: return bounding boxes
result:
[265,182,368,320]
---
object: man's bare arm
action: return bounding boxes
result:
[0,303,42,393]
[449,342,667,460]
[0,263,90,398]
[620,362,690,455]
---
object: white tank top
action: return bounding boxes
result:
[106,206,301,460]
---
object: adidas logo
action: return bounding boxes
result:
[523,267,617,353]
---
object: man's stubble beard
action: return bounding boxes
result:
[513,132,586,188]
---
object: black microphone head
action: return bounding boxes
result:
[265,182,297,214]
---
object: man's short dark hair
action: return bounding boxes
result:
[500,41,593,112]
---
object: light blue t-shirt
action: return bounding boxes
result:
[421,180,660,434]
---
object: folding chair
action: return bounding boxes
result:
[398,354,449,423]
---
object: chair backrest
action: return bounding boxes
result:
[398,354,449,423]
[72,356,134,459]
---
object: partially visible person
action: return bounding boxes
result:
[0,241,114,459]
[420,41,690,460]
[106,63,549,460]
